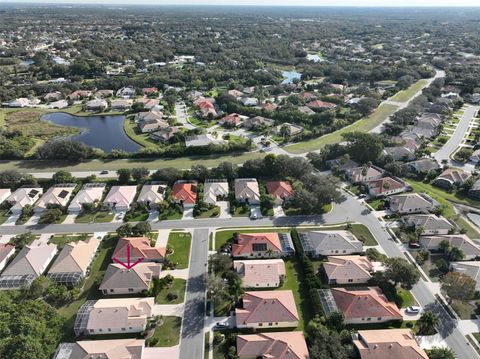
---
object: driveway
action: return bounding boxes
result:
[152,303,184,316]
[25,214,41,225]
[182,208,194,220]
[273,204,285,217]
[1,214,19,226]
[175,102,196,130]
[250,205,262,219]
[148,210,159,222]
[62,213,78,224]
[217,201,231,218]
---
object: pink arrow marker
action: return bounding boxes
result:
[113,243,145,269]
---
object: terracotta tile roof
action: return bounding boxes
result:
[112,237,166,262]
[236,290,299,326]
[306,100,337,109]
[232,233,283,257]
[353,329,428,359]
[266,181,294,200]
[0,243,15,264]
[331,287,402,321]
[172,181,197,205]
[365,177,406,195]
[237,331,309,359]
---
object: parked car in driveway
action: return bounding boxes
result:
[406,306,421,314]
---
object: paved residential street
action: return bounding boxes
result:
[179,228,209,359]
[434,105,479,172]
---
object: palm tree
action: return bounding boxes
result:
[418,310,439,335]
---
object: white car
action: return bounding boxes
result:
[406,306,421,314]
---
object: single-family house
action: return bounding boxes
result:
[204,179,229,205]
[345,165,384,184]
[469,149,480,164]
[149,126,180,143]
[7,187,43,214]
[383,146,416,161]
[272,123,304,136]
[68,90,92,101]
[323,255,377,285]
[297,106,316,116]
[388,193,438,214]
[218,113,246,127]
[234,259,286,288]
[44,91,63,102]
[52,339,145,359]
[137,182,167,209]
[74,297,154,336]
[135,110,164,123]
[112,237,166,263]
[0,240,57,289]
[104,186,137,211]
[326,157,359,172]
[365,177,408,197]
[0,188,11,204]
[228,89,244,98]
[110,99,132,110]
[236,290,299,329]
[266,181,294,204]
[237,332,309,359]
[0,244,15,272]
[48,237,101,286]
[406,158,440,175]
[94,89,114,98]
[68,183,106,213]
[235,178,260,204]
[99,263,161,295]
[185,134,226,147]
[419,235,480,260]
[353,329,428,359]
[194,97,217,118]
[402,214,454,235]
[319,287,402,324]
[469,179,480,200]
[138,118,169,133]
[172,180,197,207]
[116,87,136,99]
[85,99,108,112]
[240,97,259,107]
[434,168,471,189]
[142,87,158,96]
[35,184,76,213]
[232,232,294,258]
[298,231,363,257]
[306,100,337,110]
[242,116,274,129]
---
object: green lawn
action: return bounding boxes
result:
[75,211,115,223]
[167,232,192,269]
[452,300,477,320]
[232,206,250,217]
[389,79,428,102]
[396,288,416,308]
[195,206,220,219]
[350,224,378,246]
[367,198,387,211]
[126,208,150,222]
[214,228,289,251]
[57,234,118,340]
[0,208,11,225]
[0,152,266,173]
[276,259,312,331]
[155,278,187,304]
[123,118,158,149]
[148,316,182,347]
[285,103,399,154]
[159,207,183,220]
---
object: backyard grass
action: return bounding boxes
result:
[167,232,192,269]
[148,316,182,347]
[276,259,312,331]
[57,234,118,340]
[285,103,399,154]
[0,152,266,173]
[75,210,115,223]
[123,118,158,149]
[155,278,186,304]
[389,79,428,102]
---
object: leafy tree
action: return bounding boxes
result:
[52,170,75,184]
[417,310,439,335]
[342,131,384,163]
[132,221,152,236]
[35,140,100,161]
[9,232,35,250]
[151,167,183,184]
[441,272,476,301]
[0,169,36,188]
[365,248,388,262]
[356,97,379,116]
[210,253,233,275]
[455,148,473,162]
[426,347,455,359]
[38,208,63,224]
[131,167,150,182]
[116,223,133,237]
[307,318,348,359]
[117,168,132,184]
[382,257,420,288]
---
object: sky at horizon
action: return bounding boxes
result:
[4,0,480,6]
